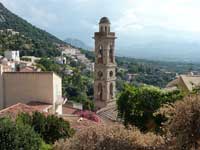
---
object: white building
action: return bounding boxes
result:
[0,71,64,114]
[4,50,20,62]
[55,56,67,65]
[86,62,94,72]
[61,47,77,56]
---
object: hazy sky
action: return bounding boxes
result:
[1,0,200,48]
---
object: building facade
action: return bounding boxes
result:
[0,72,63,114]
[4,50,20,62]
[93,17,117,110]
[166,74,200,93]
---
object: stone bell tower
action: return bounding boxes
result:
[93,17,117,110]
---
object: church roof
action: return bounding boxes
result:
[166,75,200,92]
[99,17,110,24]
[180,75,200,91]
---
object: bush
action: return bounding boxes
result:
[54,125,167,150]
[117,84,183,132]
[158,95,200,149]
[0,117,42,150]
[17,112,74,144]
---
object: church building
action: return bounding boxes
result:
[93,17,117,110]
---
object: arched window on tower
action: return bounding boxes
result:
[98,45,103,64]
[98,71,103,79]
[100,26,103,32]
[110,83,113,99]
[109,45,114,63]
[98,83,103,101]
[105,26,107,33]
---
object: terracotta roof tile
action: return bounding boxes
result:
[62,106,79,114]
[0,102,51,119]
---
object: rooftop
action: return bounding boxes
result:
[99,17,110,24]
[0,103,50,119]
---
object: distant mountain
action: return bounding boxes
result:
[64,38,91,50]
[0,2,67,54]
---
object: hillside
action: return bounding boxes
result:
[0,2,66,56]
[64,38,91,50]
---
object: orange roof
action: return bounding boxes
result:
[27,101,52,111]
[62,106,79,114]
[0,103,51,119]
[20,66,36,72]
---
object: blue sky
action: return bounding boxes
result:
[1,0,200,52]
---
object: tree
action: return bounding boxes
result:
[17,112,75,144]
[117,84,183,132]
[0,117,42,150]
[44,115,74,144]
[158,95,200,149]
[54,125,167,150]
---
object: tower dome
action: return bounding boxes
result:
[99,17,110,24]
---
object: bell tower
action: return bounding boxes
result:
[93,17,117,110]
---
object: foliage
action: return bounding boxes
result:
[0,3,65,54]
[157,95,200,149]
[54,125,167,150]
[17,112,75,144]
[82,100,95,111]
[0,117,42,150]
[117,84,183,132]
[40,141,52,150]
[36,58,60,73]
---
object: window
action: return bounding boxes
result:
[98,83,103,101]
[98,45,103,64]
[110,71,113,77]
[109,45,114,63]
[110,83,113,98]
[98,71,103,78]
[100,26,103,32]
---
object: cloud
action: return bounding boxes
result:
[113,9,143,34]
[1,0,200,46]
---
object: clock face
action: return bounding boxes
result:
[98,71,103,78]
[110,71,113,77]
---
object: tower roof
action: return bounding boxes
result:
[99,17,110,24]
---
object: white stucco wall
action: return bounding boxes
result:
[53,73,62,114]
[0,65,4,109]
[3,72,57,108]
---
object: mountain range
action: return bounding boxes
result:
[64,38,91,50]
[0,2,67,53]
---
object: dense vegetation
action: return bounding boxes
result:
[0,2,66,57]
[117,84,183,132]
[82,49,200,89]
[17,112,74,144]
[54,125,166,150]
[156,95,200,149]
[54,95,200,150]
[0,117,47,150]
[0,112,74,149]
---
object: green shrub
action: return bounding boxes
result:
[17,112,74,144]
[117,84,183,132]
[0,117,42,150]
